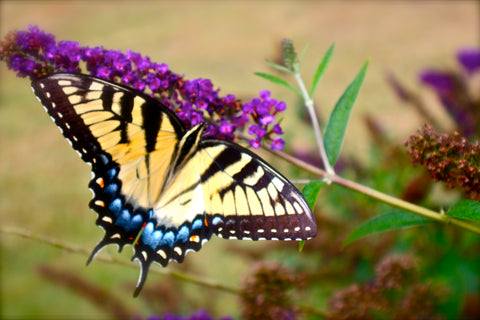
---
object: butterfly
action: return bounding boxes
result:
[31,73,317,296]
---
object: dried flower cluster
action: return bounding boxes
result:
[327,255,446,320]
[241,262,302,320]
[0,25,287,150]
[405,124,480,200]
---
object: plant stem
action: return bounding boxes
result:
[270,148,480,235]
[1,225,327,317]
[0,226,240,294]
[283,65,480,235]
[292,71,335,177]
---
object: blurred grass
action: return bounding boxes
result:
[0,1,478,319]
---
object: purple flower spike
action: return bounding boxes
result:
[457,48,480,74]
[144,309,232,320]
[0,26,287,150]
[419,70,455,93]
[242,92,287,150]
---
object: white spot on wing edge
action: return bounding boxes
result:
[141,251,148,260]
[102,216,113,224]
[157,249,167,259]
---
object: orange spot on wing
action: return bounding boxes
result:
[95,200,105,207]
[97,177,105,188]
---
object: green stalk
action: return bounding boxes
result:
[271,148,480,235]
[292,71,335,177]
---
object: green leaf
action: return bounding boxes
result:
[309,43,335,97]
[298,42,310,64]
[265,59,292,73]
[446,200,480,222]
[298,240,305,252]
[254,72,301,96]
[302,180,326,210]
[323,61,368,166]
[343,210,432,247]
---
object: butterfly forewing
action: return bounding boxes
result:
[32,74,183,208]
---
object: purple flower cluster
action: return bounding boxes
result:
[145,310,232,320]
[418,47,480,137]
[457,47,480,74]
[419,48,480,92]
[0,25,286,150]
[244,90,286,150]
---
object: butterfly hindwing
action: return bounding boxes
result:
[31,73,317,296]
[198,140,317,240]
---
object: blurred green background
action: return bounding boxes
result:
[1,1,478,319]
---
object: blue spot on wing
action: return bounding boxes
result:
[106,168,118,182]
[147,209,153,219]
[159,231,175,248]
[114,210,143,232]
[192,218,203,231]
[115,209,131,229]
[98,154,109,166]
[104,183,118,199]
[131,214,143,230]
[142,222,163,248]
[108,198,122,216]
[176,225,190,243]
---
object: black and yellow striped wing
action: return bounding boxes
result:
[165,139,317,240]
[31,73,317,296]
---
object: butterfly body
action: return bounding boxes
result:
[32,73,317,295]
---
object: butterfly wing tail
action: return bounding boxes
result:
[132,256,152,297]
